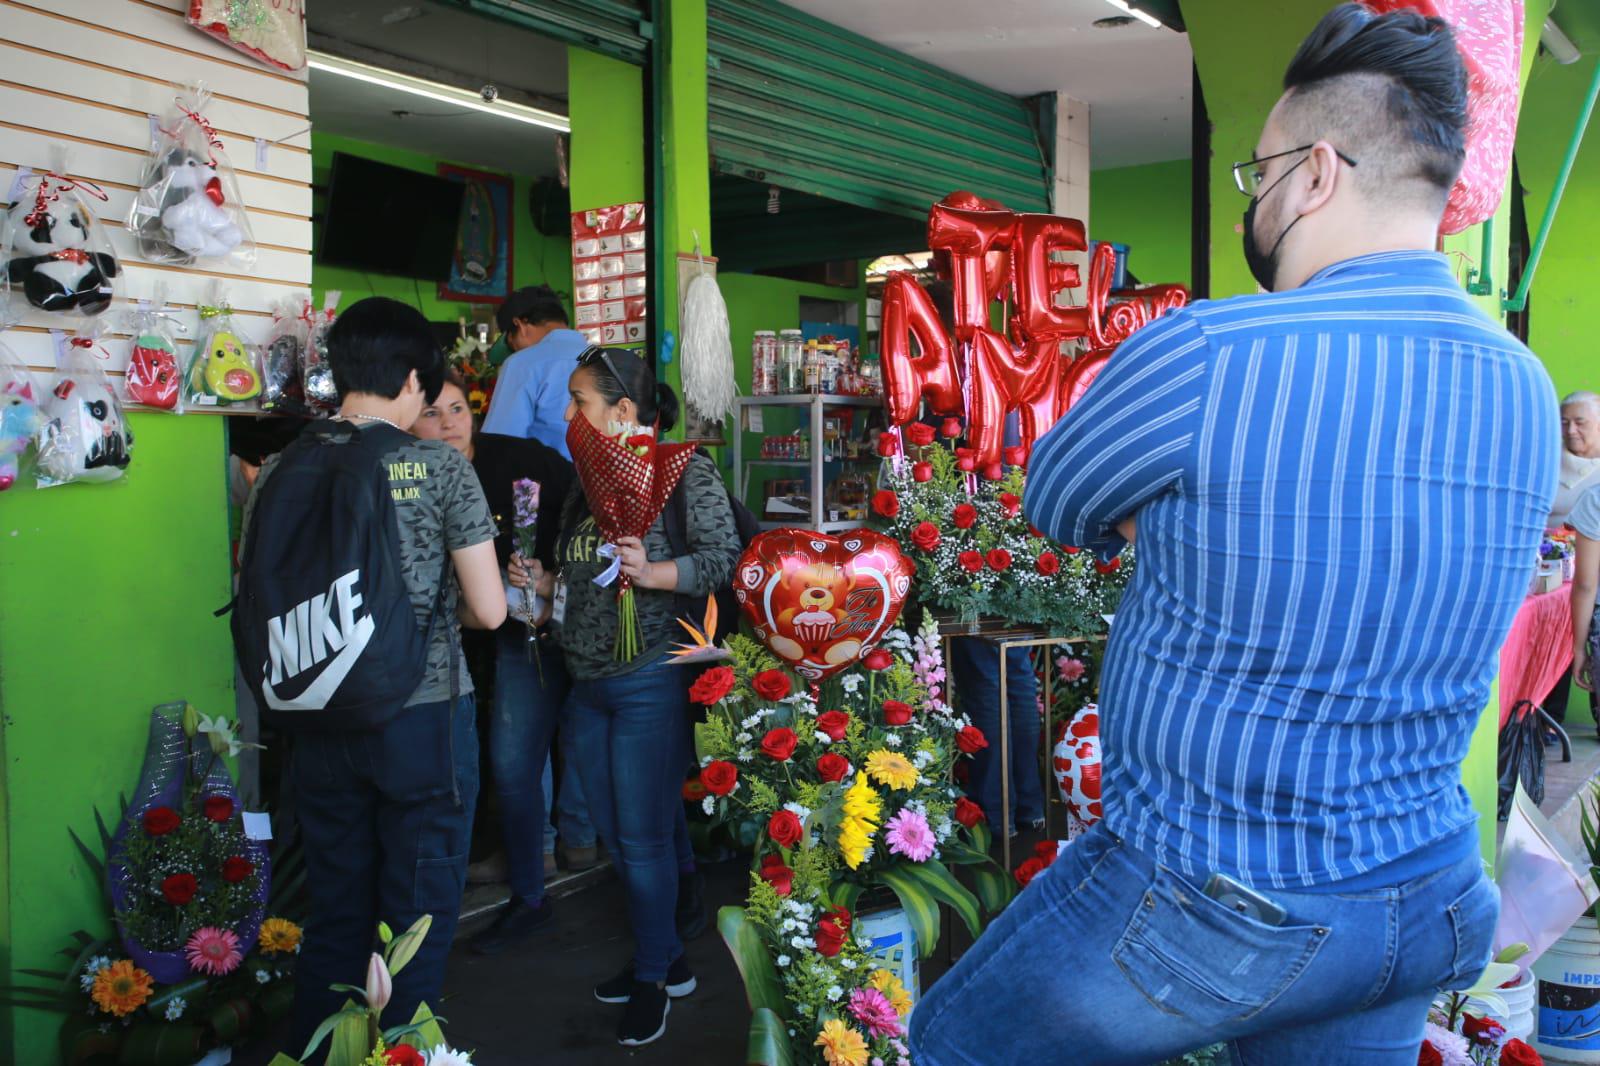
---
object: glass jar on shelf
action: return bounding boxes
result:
[752,331,777,395]
[857,356,883,396]
[778,330,804,393]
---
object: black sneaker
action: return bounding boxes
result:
[617,981,670,1047]
[676,869,707,940]
[468,897,554,956]
[594,957,697,1003]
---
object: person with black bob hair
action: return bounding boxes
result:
[241,296,509,1048]
[510,346,741,1047]
[913,7,1560,1064]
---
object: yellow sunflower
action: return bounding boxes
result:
[842,776,884,823]
[91,960,153,1017]
[865,750,919,791]
[815,1019,870,1066]
[258,917,303,955]
[838,817,875,870]
[869,968,913,1016]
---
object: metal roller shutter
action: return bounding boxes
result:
[437,0,652,64]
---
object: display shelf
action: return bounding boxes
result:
[758,519,869,533]
[732,394,885,532]
[740,457,877,468]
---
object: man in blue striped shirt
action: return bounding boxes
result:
[910,7,1559,1064]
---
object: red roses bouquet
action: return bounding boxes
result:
[565,408,697,661]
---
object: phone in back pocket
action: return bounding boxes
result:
[1203,873,1288,927]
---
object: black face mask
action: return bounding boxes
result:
[1241,157,1307,293]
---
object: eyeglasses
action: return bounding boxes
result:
[577,345,635,401]
[1232,144,1358,197]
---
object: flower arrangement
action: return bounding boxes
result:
[448,329,497,414]
[1424,996,1543,1065]
[872,429,1131,634]
[266,916,475,1066]
[696,612,1012,1065]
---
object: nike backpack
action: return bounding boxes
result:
[231,421,441,731]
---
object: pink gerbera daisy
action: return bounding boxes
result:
[883,808,936,863]
[185,927,243,976]
[848,987,903,1039]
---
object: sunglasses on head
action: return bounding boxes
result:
[577,345,640,402]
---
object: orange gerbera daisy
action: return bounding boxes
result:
[91,960,153,1017]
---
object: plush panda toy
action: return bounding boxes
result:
[37,370,133,485]
[4,186,119,315]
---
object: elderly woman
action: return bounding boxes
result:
[1552,391,1600,527]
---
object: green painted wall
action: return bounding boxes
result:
[567,48,646,220]
[0,415,235,1061]
[1091,159,1193,288]
[1519,53,1600,400]
[310,133,572,319]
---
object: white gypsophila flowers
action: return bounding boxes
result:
[777,954,792,967]
[164,997,186,1021]
[702,796,716,816]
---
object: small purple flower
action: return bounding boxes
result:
[512,479,541,532]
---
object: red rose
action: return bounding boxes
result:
[863,648,893,672]
[941,418,964,439]
[759,853,794,896]
[690,666,736,705]
[815,908,851,957]
[982,463,1004,481]
[816,753,850,782]
[905,423,936,447]
[626,433,655,450]
[1417,1042,1442,1066]
[682,777,709,802]
[1062,545,1081,555]
[752,669,792,701]
[872,490,900,519]
[954,797,986,828]
[760,728,798,762]
[1034,840,1059,863]
[162,873,199,906]
[1094,556,1122,574]
[221,856,254,883]
[1499,1039,1542,1066]
[143,806,181,837]
[958,551,984,573]
[1036,551,1060,576]
[882,700,913,726]
[1027,524,1045,538]
[701,760,739,796]
[877,431,900,458]
[999,492,1022,517]
[1003,446,1027,467]
[1460,1014,1505,1046]
[1014,857,1047,888]
[956,456,976,473]
[815,710,850,742]
[768,810,804,849]
[203,795,234,823]
[986,548,1012,572]
[910,521,942,552]
[952,504,977,529]
[957,725,988,753]
[384,1045,425,1066]
[912,462,933,483]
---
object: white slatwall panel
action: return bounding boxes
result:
[0,0,311,408]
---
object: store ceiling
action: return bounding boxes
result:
[306,0,566,177]
[783,0,1194,170]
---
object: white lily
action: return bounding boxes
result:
[196,714,265,758]
[364,952,392,1013]
[425,1047,475,1066]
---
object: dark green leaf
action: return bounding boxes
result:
[745,1006,796,1066]
[300,1005,368,1061]
[16,970,67,981]
[872,867,940,958]
[395,1001,447,1050]
[717,905,787,1017]
[909,860,984,941]
[67,828,105,880]
[972,862,1016,916]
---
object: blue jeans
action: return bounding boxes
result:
[490,631,594,906]
[909,823,1499,1065]
[288,694,479,1051]
[566,657,690,982]
[949,641,1044,831]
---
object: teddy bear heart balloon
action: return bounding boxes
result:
[734,528,914,681]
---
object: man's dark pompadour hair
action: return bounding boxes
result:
[1284,3,1469,195]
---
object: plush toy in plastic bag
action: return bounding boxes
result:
[186,298,262,408]
[118,296,187,412]
[187,0,307,72]
[0,335,42,490]
[260,296,308,415]
[303,290,340,412]
[36,325,133,487]
[128,84,255,269]
[3,168,120,317]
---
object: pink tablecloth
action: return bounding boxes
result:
[1499,581,1574,727]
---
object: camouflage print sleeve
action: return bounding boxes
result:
[670,453,741,597]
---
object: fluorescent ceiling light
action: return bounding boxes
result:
[1102,0,1162,28]
[1542,18,1582,65]
[307,50,571,132]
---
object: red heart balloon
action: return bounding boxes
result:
[734,529,915,681]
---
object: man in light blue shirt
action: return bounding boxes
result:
[482,285,590,458]
[910,7,1559,1065]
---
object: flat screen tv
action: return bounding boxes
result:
[319,153,467,281]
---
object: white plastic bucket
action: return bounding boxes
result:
[1467,970,1537,1041]
[855,906,920,1005]
[1536,916,1600,1063]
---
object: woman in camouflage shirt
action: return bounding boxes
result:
[514,347,739,1047]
